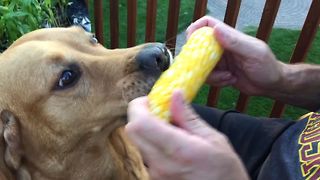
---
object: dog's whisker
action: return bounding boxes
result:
[163,35,179,44]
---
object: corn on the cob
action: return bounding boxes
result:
[148,27,223,122]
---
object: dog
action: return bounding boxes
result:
[0,26,171,180]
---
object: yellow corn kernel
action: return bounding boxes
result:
[148,27,223,122]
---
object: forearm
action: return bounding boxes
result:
[267,63,320,111]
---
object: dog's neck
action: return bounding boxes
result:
[20,127,148,180]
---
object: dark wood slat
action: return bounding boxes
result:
[256,0,282,41]
[165,0,181,56]
[224,0,242,27]
[193,0,208,22]
[270,101,285,118]
[110,0,119,49]
[145,0,157,42]
[94,0,104,45]
[235,0,281,112]
[85,0,89,7]
[206,87,221,107]
[127,0,137,47]
[207,0,241,107]
[290,0,320,64]
[270,0,320,118]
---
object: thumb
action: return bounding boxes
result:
[170,90,221,140]
[214,22,267,58]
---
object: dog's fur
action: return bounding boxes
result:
[0,27,168,180]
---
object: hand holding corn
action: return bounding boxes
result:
[148,27,223,122]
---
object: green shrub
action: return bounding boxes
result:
[0,0,67,52]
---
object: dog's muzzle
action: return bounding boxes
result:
[136,43,172,72]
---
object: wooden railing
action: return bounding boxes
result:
[86,0,320,118]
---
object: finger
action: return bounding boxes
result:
[169,91,225,142]
[148,168,162,180]
[206,70,233,83]
[186,16,222,39]
[214,23,268,58]
[205,70,237,86]
[128,96,149,113]
[169,90,186,127]
[125,127,160,165]
[170,90,201,129]
[129,94,197,158]
[127,100,170,165]
[213,78,237,87]
[129,110,194,157]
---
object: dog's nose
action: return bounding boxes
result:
[136,43,171,72]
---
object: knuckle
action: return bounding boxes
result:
[169,143,194,165]
[257,40,271,55]
[203,15,214,21]
[228,35,239,49]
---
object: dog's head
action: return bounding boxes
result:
[0,27,171,179]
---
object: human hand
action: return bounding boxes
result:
[126,91,248,180]
[186,16,287,96]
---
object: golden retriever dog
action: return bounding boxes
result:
[0,27,171,180]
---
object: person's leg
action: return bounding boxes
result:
[192,104,295,179]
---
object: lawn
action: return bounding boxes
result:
[193,28,320,120]
[88,0,196,48]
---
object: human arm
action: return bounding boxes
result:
[187,16,320,111]
[268,63,320,111]
[126,91,249,180]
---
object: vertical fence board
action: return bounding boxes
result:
[207,0,241,107]
[235,0,281,113]
[94,0,104,45]
[193,0,208,21]
[127,0,137,47]
[224,0,242,27]
[290,1,320,64]
[110,0,119,48]
[165,0,181,55]
[145,0,157,42]
[270,0,320,117]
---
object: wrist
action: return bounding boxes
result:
[279,63,320,94]
[259,61,291,97]
[266,62,320,111]
[278,62,298,94]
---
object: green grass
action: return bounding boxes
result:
[88,0,196,48]
[194,28,320,120]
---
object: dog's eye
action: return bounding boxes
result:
[55,67,80,90]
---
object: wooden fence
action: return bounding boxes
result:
[86,0,320,118]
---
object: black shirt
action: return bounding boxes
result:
[193,105,318,180]
[258,112,320,180]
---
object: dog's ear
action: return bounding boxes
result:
[0,110,22,171]
[0,110,21,180]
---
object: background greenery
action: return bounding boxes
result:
[88,0,196,48]
[0,0,67,52]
